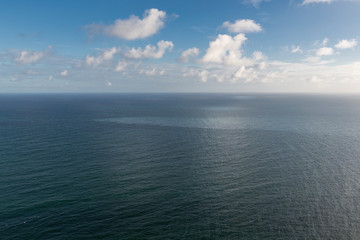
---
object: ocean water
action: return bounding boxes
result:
[1,93,360,239]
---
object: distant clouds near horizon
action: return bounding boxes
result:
[1,0,360,93]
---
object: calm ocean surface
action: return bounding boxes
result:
[1,93,360,239]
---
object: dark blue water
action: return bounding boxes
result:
[1,93,360,239]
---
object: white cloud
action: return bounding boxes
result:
[60,70,68,76]
[303,56,334,65]
[201,34,264,68]
[232,66,257,83]
[303,56,321,63]
[322,38,329,46]
[86,8,166,40]
[291,46,303,53]
[196,34,268,84]
[302,0,333,5]
[199,70,209,82]
[183,67,247,83]
[261,72,279,83]
[139,68,165,76]
[85,47,119,67]
[115,60,128,72]
[335,39,358,49]
[183,68,210,82]
[49,75,53,80]
[211,73,225,83]
[252,51,265,61]
[258,61,267,70]
[181,34,360,86]
[15,49,48,64]
[316,47,334,56]
[125,40,173,59]
[202,34,247,66]
[178,47,200,62]
[222,19,262,33]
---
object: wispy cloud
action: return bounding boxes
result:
[15,47,51,64]
[302,0,333,5]
[114,60,128,72]
[242,0,271,7]
[17,31,42,39]
[291,46,303,53]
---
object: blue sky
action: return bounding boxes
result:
[1,0,360,92]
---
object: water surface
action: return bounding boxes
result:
[1,93,360,239]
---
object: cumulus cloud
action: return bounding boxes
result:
[178,47,200,62]
[335,39,358,49]
[222,19,262,33]
[60,70,68,76]
[85,8,166,40]
[302,0,332,5]
[85,47,119,67]
[196,33,269,83]
[15,48,49,64]
[316,47,334,56]
[125,40,173,59]
[202,34,247,66]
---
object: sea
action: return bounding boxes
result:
[1,93,360,239]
